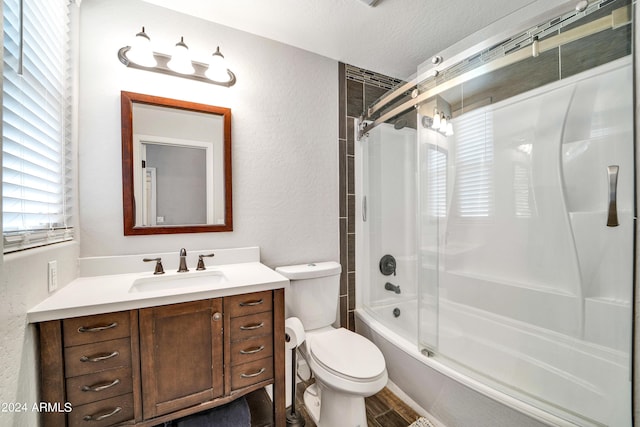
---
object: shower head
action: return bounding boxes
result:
[394,118,407,130]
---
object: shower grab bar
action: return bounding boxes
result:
[607,165,619,227]
[359,5,631,139]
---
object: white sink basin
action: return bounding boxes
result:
[129,270,227,293]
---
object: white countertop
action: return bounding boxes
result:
[28,261,289,323]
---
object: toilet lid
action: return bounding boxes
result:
[309,328,385,380]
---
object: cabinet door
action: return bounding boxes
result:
[139,299,223,419]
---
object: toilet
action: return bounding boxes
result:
[276,262,387,427]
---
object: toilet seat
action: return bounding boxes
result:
[309,328,386,381]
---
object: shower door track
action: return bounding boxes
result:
[359,4,631,139]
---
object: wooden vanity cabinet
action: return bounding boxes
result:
[38,289,285,427]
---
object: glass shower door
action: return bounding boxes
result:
[415,1,633,424]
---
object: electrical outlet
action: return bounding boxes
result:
[48,260,58,292]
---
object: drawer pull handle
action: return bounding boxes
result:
[81,379,120,392]
[83,406,122,422]
[78,322,118,333]
[240,322,264,331]
[240,368,266,378]
[239,299,264,307]
[240,345,265,355]
[80,351,119,363]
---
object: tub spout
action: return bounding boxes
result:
[385,282,401,294]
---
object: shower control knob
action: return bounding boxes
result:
[379,254,397,276]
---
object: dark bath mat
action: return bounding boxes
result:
[174,397,250,427]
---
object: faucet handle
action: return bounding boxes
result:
[143,257,165,275]
[196,253,215,271]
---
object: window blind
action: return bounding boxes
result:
[427,146,447,218]
[3,0,73,252]
[454,111,494,218]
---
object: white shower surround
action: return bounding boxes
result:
[356,57,633,426]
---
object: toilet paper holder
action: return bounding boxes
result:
[285,317,306,427]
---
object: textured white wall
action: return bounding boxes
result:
[0,1,338,424]
[0,242,80,426]
[78,0,339,268]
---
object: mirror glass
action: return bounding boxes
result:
[121,91,232,235]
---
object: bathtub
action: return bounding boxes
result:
[355,305,628,427]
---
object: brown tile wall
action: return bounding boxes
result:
[338,63,404,330]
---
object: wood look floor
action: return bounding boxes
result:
[247,382,421,427]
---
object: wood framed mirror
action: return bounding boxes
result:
[121,91,232,235]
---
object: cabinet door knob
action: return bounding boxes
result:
[212,312,222,321]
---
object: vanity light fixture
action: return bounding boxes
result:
[427,108,454,136]
[118,27,237,87]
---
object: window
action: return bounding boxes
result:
[454,111,494,218]
[2,0,74,252]
[427,146,447,218]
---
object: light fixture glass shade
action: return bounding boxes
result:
[167,37,195,74]
[432,110,441,129]
[205,46,230,82]
[127,27,156,67]
[445,122,454,136]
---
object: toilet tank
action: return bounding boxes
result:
[276,261,342,331]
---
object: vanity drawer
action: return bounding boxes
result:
[230,311,273,342]
[231,358,273,391]
[64,337,131,378]
[67,393,134,427]
[63,311,131,347]
[225,290,272,317]
[230,334,273,366]
[66,366,132,407]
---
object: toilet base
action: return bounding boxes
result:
[303,384,321,424]
[303,382,368,427]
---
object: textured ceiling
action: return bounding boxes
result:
[141,0,562,79]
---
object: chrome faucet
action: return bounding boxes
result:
[178,248,189,272]
[385,282,401,294]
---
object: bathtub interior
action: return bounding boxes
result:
[358,2,634,425]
